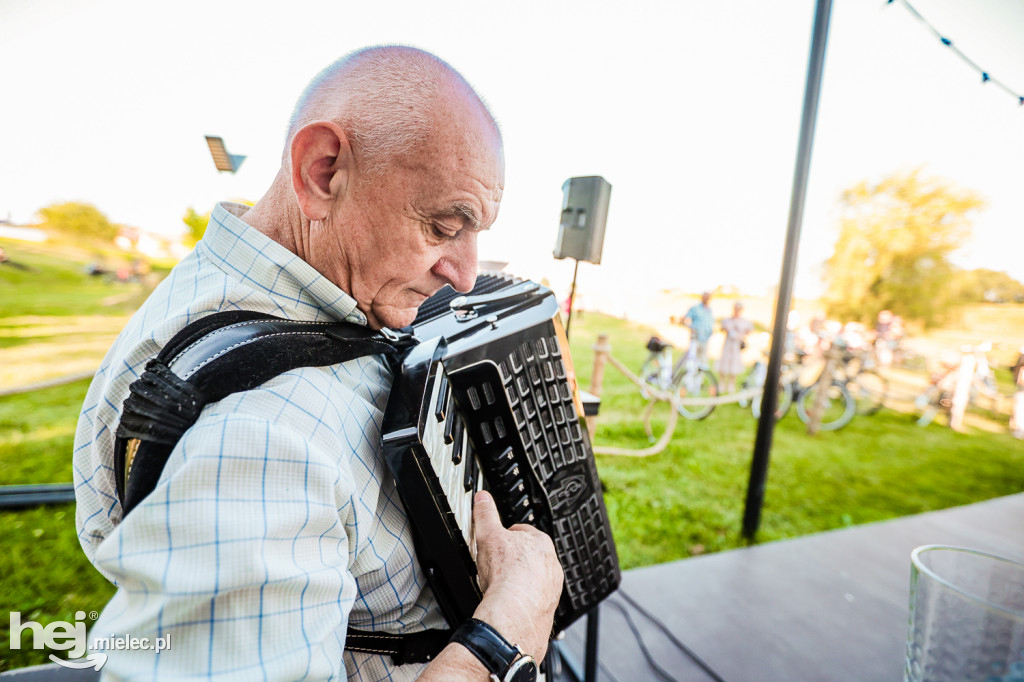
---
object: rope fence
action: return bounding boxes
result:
[0,370,97,398]
[586,335,766,457]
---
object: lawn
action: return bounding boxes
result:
[1,252,1022,670]
[567,313,1024,568]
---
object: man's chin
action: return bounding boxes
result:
[372,306,419,330]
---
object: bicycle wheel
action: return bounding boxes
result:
[846,370,888,416]
[796,381,855,431]
[752,379,793,421]
[738,372,756,408]
[915,388,949,426]
[672,368,719,420]
[638,356,664,399]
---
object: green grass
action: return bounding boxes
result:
[0,380,117,671]
[1,276,1022,669]
[567,313,1024,568]
[0,240,151,318]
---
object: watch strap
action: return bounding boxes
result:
[451,618,521,677]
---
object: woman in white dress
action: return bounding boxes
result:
[718,301,754,395]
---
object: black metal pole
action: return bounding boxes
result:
[743,0,833,540]
[0,483,76,509]
[584,606,599,682]
[565,258,580,339]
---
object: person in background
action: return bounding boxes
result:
[874,309,895,367]
[718,301,753,395]
[683,291,715,366]
[1010,346,1024,439]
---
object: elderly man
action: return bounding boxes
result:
[74,46,562,681]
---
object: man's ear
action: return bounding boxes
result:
[290,122,353,222]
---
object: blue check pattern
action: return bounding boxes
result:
[73,203,444,680]
[684,303,715,343]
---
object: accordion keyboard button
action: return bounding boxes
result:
[498,361,513,384]
[434,374,450,422]
[451,420,465,464]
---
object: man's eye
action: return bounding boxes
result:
[432,224,457,240]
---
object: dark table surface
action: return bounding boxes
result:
[564,493,1024,681]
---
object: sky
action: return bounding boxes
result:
[2,0,1022,312]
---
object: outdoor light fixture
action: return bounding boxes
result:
[205,135,246,173]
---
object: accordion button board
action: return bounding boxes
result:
[381,273,621,634]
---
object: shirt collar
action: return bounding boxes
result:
[203,202,368,326]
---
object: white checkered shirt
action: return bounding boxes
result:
[74,203,444,680]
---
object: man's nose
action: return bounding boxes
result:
[433,234,478,293]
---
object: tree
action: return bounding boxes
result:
[183,200,252,247]
[182,207,210,247]
[822,170,984,328]
[38,202,117,241]
[952,268,1024,304]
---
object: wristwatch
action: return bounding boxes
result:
[451,618,538,682]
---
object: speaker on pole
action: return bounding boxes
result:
[554,176,611,264]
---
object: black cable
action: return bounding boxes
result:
[615,590,727,682]
[888,0,1024,106]
[604,599,677,682]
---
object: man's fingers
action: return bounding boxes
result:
[473,490,504,539]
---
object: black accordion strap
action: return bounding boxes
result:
[345,628,454,664]
[114,310,405,514]
[112,310,448,664]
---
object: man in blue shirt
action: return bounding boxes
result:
[683,291,715,366]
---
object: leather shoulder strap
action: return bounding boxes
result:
[112,311,449,663]
[114,310,410,514]
[346,628,454,665]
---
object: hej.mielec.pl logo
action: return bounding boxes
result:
[9,610,172,671]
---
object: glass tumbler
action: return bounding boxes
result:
[905,545,1024,682]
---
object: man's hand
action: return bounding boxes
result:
[418,490,563,681]
[471,489,564,662]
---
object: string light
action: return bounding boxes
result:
[887,0,1024,106]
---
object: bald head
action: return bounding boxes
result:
[286,45,500,176]
[244,45,505,329]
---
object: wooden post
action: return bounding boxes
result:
[949,350,975,433]
[588,334,610,440]
[807,344,840,435]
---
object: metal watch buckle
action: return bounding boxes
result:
[498,646,537,682]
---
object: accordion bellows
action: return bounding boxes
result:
[382,273,620,634]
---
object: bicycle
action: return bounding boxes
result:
[836,347,889,416]
[639,336,720,420]
[739,354,797,421]
[739,346,854,430]
[793,341,856,431]
[914,343,1000,427]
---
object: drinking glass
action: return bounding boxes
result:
[905,545,1024,682]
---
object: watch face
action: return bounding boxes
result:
[505,656,538,682]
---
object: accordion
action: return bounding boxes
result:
[382,273,621,634]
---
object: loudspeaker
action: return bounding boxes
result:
[553,176,611,264]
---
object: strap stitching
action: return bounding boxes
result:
[173,318,334,364]
[180,331,389,380]
[348,633,404,640]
